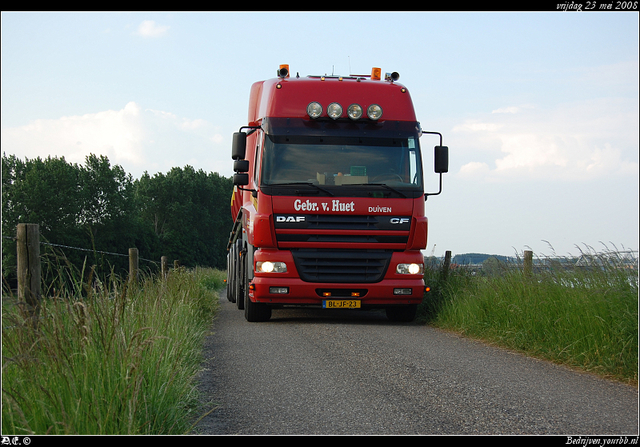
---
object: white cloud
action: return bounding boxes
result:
[180,118,207,131]
[1,102,230,179]
[459,161,490,178]
[453,120,504,133]
[2,101,145,166]
[451,98,639,182]
[136,20,170,38]
[491,104,534,114]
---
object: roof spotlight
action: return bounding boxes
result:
[367,104,383,120]
[307,102,323,119]
[347,104,363,120]
[327,102,343,120]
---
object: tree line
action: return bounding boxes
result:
[2,153,234,283]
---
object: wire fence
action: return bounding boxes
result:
[3,234,159,264]
[3,225,182,308]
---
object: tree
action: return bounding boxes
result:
[134,166,233,270]
[2,154,86,280]
[2,153,233,283]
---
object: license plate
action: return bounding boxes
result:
[323,300,361,309]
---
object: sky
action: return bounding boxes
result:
[2,11,638,259]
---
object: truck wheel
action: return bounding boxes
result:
[227,245,235,303]
[236,276,244,309]
[244,283,271,322]
[386,304,417,322]
[236,242,244,309]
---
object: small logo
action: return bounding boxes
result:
[276,215,306,223]
[389,217,410,225]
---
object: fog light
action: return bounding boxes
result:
[394,288,413,295]
[269,287,289,294]
[347,104,363,120]
[396,263,423,275]
[256,261,287,273]
[307,102,322,119]
[367,104,382,120]
[327,102,343,120]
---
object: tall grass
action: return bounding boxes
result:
[2,263,225,435]
[420,246,638,385]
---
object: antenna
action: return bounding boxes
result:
[348,56,351,75]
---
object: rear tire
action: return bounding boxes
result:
[386,304,417,322]
[227,245,236,303]
[236,242,244,310]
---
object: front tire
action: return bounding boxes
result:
[242,249,270,322]
[244,282,271,322]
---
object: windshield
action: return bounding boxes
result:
[261,134,423,192]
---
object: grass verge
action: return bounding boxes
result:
[2,266,225,435]
[419,247,638,386]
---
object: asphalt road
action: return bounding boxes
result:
[193,295,638,435]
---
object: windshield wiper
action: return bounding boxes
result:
[269,182,335,196]
[348,183,407,198]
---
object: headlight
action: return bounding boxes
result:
[367,104,383,120]
[327,102,343,120]
[396,263,423,275]
[347,104,363,120]
[307,102,322,119]
[256,261,287,273]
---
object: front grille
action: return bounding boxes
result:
[277,234,407,244]
[275,214,410,250]
[292,249,392,283]
[306,214,380,230]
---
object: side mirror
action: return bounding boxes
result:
[234,159,249,173]
[232,132,247,160]
[233,173,249,186]
[434,146,449,174]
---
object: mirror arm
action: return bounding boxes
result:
[421,130,447,201]
[421,130,443,146]
[239,125,261,135]
[237,186,258,198]
[424,173,443,201]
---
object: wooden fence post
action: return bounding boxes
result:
[16,223,42,315]
[129,248,139,284]
[441,250,452,281]
[524,250,533,277]
[161,256,168,279]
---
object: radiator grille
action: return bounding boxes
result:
[275,214,410,248]
[292,249,392,283]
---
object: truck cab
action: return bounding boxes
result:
[227,65,448,322]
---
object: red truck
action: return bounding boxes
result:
[226,65,448,322]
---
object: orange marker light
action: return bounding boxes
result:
[278,64,290,78]
[371,67,381,81]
